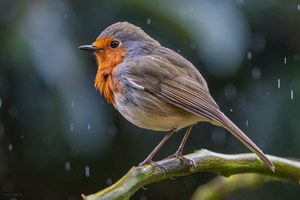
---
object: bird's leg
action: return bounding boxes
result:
[139,129,175,167]
[168,125,195,169]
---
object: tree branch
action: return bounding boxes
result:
[82,149,300,200]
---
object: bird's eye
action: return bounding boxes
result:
[110,41,120,49]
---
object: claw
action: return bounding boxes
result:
[165,125,195,170]
[178,155,196,170]
[139,160,167,173]
[167,152,196,171]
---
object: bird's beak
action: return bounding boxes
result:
[78,45,101,52]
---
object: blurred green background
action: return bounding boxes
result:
[1,0,300,199]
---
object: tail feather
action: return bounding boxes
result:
[217,112,275,172]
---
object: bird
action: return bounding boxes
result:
[79,22,275,171]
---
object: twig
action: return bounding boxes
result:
[83,149,300,200]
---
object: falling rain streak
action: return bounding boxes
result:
[70,123,74,132]
[284,57,287,64]
[65,161,71,171]
[8,144,13,151]
[245,120,249,126]
[277,79,281,88]
[106,178,113,185]
[291,90,294,100]
[146,18,151,25]
[0,98,2,108]
[247,51,252,60]
[85,166,90,177]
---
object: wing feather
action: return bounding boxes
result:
[118,56,275,171]
[148,81,275,171]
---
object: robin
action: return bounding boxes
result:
[79,22,275,171]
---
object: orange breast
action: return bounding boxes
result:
[94,66,122,104]
[93,38,127,104]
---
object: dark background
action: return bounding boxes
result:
[1,0,300,199]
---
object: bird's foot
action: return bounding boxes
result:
[167,151,196,171]
[139,159,167,173]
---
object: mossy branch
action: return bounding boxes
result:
[82,149,300,200]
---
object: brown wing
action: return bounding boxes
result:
[149,78,275,171]
[148,79,221,122]
[120,56,275,171]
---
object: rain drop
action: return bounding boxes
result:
[230,108,233,112]
[277,79,281,88]
[8,144,13,151]
[284,57,287,64]
[298,4,300,11]
[291,90,294,100]
[106,178,112,185]
[85,166,90,177]
[146,18,151,25]
[87,124,91,130]
[246,120,249,126]
[65,161,71,171]
[246,51,252,60]
[70,123,74,132]
[0,98,2,108]
[71,101,74,108]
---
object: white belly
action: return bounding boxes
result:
[113,93,202,131]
